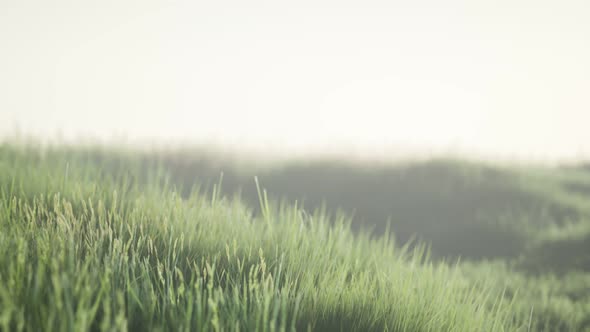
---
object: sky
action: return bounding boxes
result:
[1,0,589,161]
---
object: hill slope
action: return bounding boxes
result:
[93,147,590,269]
[0,144,528,331]
[1,143,589,331]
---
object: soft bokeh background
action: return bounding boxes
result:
[1,0,589,161]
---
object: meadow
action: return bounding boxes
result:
[0,142,589,331]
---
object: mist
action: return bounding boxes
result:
[2,0,590,161]
[2,2,590,330]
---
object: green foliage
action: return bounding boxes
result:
[459,262,590,331]
[0,143,588,331]
[0,144,525,331]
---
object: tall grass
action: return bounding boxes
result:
[0,144,528,331]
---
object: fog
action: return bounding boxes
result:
[1,0,589,161]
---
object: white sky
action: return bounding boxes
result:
[1,0,589,161]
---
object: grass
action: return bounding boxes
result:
[55,145,590,268]
[0,142,588,331]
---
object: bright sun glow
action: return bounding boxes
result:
[1,0,589,161]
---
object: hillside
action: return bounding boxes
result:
[0,143,589,331]
[86,147,590,270]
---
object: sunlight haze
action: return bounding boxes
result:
[1,0,589,161]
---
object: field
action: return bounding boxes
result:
[0,142,589,331]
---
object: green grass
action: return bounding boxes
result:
[0,143,588,331]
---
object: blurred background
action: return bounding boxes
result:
[1,0,590,162]
[2,3,590,330]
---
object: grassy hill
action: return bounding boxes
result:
[0,143,589,331]
[81,146,590,270]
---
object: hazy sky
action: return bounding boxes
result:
[1,0,589,161]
